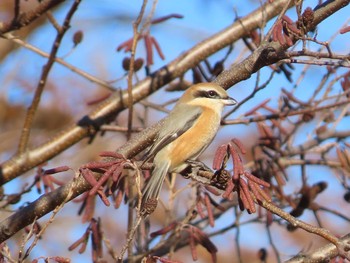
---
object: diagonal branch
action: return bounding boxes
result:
[0,0,294,185]
[1,35,117,91]
[214,0,350,88]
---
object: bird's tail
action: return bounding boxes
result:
[141,161,170,213]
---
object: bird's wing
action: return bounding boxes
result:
[141,159,170,205]
[144,105,202,161]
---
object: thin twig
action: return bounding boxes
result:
[1,35,117,91]
[118,164,143,262]
[16,0,82,154]
[21,171,80,261]
[126,0,148,140]
[260,200,340,248]
[223,98,350,125]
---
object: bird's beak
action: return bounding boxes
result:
[223,96,237,106]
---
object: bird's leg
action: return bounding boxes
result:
[180,159,213,184]
[186,159,212,172]
[182,159,211,178]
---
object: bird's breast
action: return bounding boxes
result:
[166,107,221,172]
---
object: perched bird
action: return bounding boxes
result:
[142,83,237,214]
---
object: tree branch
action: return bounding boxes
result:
[0,0,294,185]
[285,234,350,263]
[0,0,65,34]
[17,0,81,154]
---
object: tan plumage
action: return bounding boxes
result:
[142,83,236,214]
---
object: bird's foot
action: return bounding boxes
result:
[186,159,212,172]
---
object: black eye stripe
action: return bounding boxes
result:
[193,89,220,99]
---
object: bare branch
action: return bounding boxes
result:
[0,0,296,185]
[0,0,65,34]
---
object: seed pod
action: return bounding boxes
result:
[122,57,131,71]
[73,30,83,46]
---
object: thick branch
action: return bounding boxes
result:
[285,234,350,262]
[0,0,293,185]
[214,0,350,88]
[0,120,164,244]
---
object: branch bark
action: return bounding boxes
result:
[285,234,350,263]
[0,0,65,34]
[0,0,295,185]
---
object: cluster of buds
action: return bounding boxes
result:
[68,218,103,262]
[212,139,271,214]
[117,14,183,69]
[272,7,314,47]
[80,151,129,207]
[34,165,68,194]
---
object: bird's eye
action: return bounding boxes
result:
[207,90,217,97]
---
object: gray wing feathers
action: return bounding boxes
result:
[144,105,202,161]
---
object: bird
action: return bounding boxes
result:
[141,82,237,215]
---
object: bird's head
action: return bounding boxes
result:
[178,83,237,109]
